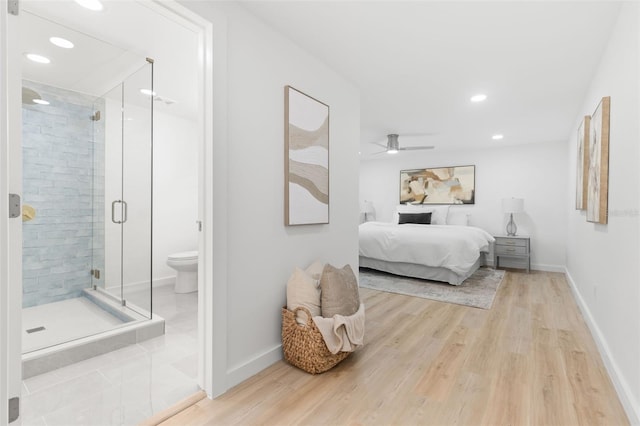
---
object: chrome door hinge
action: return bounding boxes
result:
[8,0,19,15]
[8,194,20,218]
[8,396,19,423]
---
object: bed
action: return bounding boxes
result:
[358,208,495,285]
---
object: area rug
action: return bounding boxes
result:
[358,267,505,310]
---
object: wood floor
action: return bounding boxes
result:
[159,271,629,426]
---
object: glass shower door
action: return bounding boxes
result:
[121,61,153,317]
[97,60,153,318]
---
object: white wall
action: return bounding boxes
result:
[360,141,567,271]
[105,100,198,291]
[565,3,640,422]
[153,110,199,282]
[182,1,360,386]
[105,98,151,291]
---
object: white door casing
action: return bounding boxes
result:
[145,0,227,398]
[1,2,24,424]
[1,4,227,424]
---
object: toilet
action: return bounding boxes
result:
[166,251,198,293]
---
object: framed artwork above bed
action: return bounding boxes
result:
[400,165,475,205]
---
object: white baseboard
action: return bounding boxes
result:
[564,268,640,425]
[485,259,564,273]
[484,254,566,273]
[106,276,175,294]
[226,344,282,390]
[152,276,175,288]
[531,263,565,273]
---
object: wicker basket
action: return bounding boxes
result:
[281,306,351,374]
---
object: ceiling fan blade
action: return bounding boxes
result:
[399,146,435,151]
[372,142,388,148]
[371,150,388,155]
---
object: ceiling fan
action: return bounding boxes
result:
[372,134,435,155]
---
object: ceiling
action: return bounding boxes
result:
[237,1,622,158]
[20,0,199,120]
[19,1,623,153]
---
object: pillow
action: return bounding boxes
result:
[398,212,432,225]
[393,204,449,225]
[286,267,321,324]
[447,211,469,226]
[305,260,325,282]
[429,205,450,225]
[392,204,419,223]
[320,264,360,318]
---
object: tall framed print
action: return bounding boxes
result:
[587,96,610,224]
[284,86,329,225]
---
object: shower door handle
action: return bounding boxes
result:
[111,200,127,224]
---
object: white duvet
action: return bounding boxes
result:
[359,222,495,276]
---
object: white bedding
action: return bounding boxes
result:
[358,222,495,276]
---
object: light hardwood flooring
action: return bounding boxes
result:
[159,271,629,426]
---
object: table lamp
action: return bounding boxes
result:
[502,198,524,236]
[363,200,374,222]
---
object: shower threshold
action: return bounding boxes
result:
[22,288,165,379]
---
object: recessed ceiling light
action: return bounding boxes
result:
[74,0,103,11]
[25,53,50,64]
[470,94,487,103]
[492,134,504,140]
[50,37,74,49]
[139,89,156,97]
[33,99,50,105]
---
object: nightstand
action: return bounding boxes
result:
[494,235,530,273]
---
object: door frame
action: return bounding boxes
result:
[0,2,229,420]
[145,0,229,398]
[1,2,23,423]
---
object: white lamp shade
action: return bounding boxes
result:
[362,200,374,214]
[502,198,524,213]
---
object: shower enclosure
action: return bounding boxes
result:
[93,60,154,316]
[21,58,162,376]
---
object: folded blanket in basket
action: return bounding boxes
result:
[312,303,365,354]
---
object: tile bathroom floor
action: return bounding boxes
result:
[21,284,199,426]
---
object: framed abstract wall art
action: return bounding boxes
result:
[400,165,475,205]
[587,96,610,224]
[284,86,330,225]
[576,115,590,210]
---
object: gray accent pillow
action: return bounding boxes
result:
[320,264,360,318]
[398,212,432,225]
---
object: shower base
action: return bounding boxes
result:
[22,288,164,379]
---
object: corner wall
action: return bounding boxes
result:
[182,1,360,387]
[565,3,640,422]
[360,141,568,271]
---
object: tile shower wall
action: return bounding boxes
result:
[22,81,105,308]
